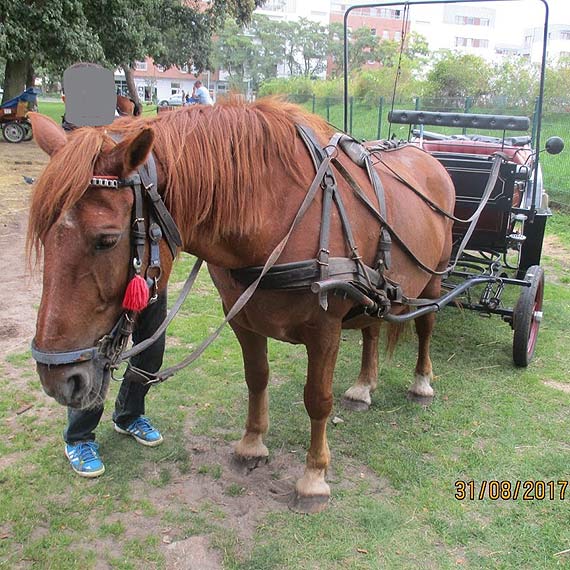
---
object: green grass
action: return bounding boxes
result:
[2,210,570,567]
[37,99,158,123]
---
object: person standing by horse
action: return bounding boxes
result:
[60,63,166,478]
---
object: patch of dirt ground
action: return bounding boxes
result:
[541,234,570,283]
[0,139,45,361]
[84,432,390,568]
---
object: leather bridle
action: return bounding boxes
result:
[31,151,182,371]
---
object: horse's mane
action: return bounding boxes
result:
[27,98,331,257]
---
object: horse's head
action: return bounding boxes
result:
[28,113,161,408]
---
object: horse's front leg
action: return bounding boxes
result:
[290,323,341,514]
[342,323,380,411]
[231,321,270,469]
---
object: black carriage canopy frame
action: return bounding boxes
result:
[342,0,551,218]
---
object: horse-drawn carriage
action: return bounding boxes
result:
[0,87,39,143]
[343,0,564,367]
[386,109,563,366]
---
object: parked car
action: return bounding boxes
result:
[158,94,183,107]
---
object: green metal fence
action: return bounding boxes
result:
[288,94,570,206]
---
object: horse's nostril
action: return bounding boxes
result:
[67,373,87,404]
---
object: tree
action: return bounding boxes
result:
[294,18,329,78]
[491,57,539,111]
[375,39,399,68]
[327,22,345,78]
[83,0,261,107]
[545,56,570,111]
[248,15,286,89]
[349,27,380,70]
[426,51,493,101]
[0,0,101,103]
[211,19,255,88]
[0,0,261,105]
[404,32,430,61]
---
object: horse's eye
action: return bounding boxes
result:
[94,234,120,251]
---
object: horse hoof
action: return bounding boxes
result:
[407,392,434,406]
[288,492,330,514]
[341,396,370,412]
[231,454,268,474]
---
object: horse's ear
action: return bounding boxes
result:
[123,128,154,174]
[27,112,67,156]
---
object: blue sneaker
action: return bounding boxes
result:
[114,416,163,447]
[65,441,105,478]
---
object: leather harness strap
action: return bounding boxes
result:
[232,125,400,312]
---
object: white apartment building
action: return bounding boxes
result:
[255,0,330,26]
[411,3,496,59]
[522,23,570,63]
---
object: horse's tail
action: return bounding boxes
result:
[386,320,409,358]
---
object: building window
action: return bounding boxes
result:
[370,28,376,35]
[171,82,181,95]
[561,31,570,40]
[155,64,165,73]
[382,30,390,40]
[455,15,490,26]
[455,37,489,48]
[378,8,401,19]
[394,31,401,41]
[263,0,286,11]
[134,61,147,71]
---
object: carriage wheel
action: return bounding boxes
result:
[2,122,25,143]
[23,122,33,141]
[513,265,544,367]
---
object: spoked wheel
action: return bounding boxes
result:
[22,122,33,141]
[513,265,544,367]
[2,122,26,143]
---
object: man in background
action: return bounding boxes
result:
[191,80,214,105]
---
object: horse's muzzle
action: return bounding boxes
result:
[36,360,109,409]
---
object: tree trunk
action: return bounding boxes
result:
[1,59,29,104]
[26,62,35,89]
[123,64,142,113]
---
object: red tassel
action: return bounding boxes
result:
[122,275,149,312]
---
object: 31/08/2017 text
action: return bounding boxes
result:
[454,480,569,501]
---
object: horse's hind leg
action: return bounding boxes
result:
[231,322,270,469]
[342,324,381,412]
[290,322,341,514]
[408,277,442,405]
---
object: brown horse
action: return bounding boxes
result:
[116,94,142,116]
[27,99,454,513]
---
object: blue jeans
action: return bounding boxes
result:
[64,294,167,444]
